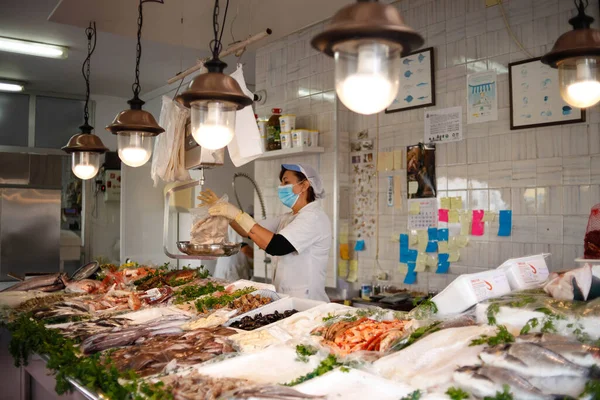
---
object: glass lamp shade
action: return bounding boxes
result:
[117,131,153,167]
[334,41,401,115]
[71,151,100,180]
[558,56,600,108]
[190,100,237,150]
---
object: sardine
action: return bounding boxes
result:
[2,273,65,292]
[453,365,572,400]
[479,343,591,377]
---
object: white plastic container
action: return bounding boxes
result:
[280,132,292,149]
[292,129,309,147]
[257,119,268,149]
[497,253,550,290]
[432,269,511,315]
[225,296,324,329]
[279,114,296,132]
[308,129,319,147]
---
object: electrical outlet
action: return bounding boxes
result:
[486,0,499,6]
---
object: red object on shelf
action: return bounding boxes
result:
[584,204,600,259]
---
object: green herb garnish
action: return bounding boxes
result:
[340,366,350,373]
[173,282,224,304]
[487,303,501,325]
[295,344,318,363]
[194,287,255,312]
[400,390,422,400]
[322,313,336,322]
[483,384,513,400]
[470,325,514,347]
[284,354,341,386]
[581,379,600,399]
[393,322,441,351]
[519,318,539,335]
[446,387,470,400]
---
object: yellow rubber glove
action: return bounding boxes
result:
[209,203,257,233]
[197,189,219,206]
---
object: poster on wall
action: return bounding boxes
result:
[509,57,585,130]
[424,106,462,144]
[467,71,498,124]
[407,143,436,199]
[385,47,435,113]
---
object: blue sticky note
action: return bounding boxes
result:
[425,240,438,253]
[406,249,418,262]
[437,228,449,242]
[400,248,409,263]
[498,210,512,237]
[436,253,450,274]
[404,262,417,284]
[400,234,409,250]
[428,227,438,241]
[354,240,366,251]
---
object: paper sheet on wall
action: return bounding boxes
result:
[393,150,403,170]
[347,260,358,282]
[393,176,402,209]
[408,198,438,230]
[467,70,498,124]
[424,106,463,143]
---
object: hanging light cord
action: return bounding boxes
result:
[497,0,534,58]
[82,22,97,130]
[209,0,230,60]
[131,0,164,100]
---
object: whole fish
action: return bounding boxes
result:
[223,386,325,399]
[479,343,590,377]
[65,279,102,294]
[516,333,578,344]
[528,376,587,398]
[537,342,600,367]
[453,365,573,400]
[2,273,66,292]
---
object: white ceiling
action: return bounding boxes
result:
[0,0,352,97]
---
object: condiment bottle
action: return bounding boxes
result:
[267,108,282,151]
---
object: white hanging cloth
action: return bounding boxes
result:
[228,64,264,167]
[151,95,191,187]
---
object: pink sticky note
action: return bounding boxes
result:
[438,209,449,222]
[472,210,485,236]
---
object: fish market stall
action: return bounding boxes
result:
[3,259,600,400]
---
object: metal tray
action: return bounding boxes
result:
[176,241,241,257]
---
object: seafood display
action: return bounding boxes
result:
[311,317,408,355]
[2,273,68,292]
[230,293,274,314]
[134,267,209,291]
[230,309,298,331]
[109,326,236,376]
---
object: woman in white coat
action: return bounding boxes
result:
[199,163,331,302]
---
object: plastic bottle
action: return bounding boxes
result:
[267,108,282,151]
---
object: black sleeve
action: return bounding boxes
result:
[265,234,297,256]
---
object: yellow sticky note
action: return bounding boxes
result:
[347,260,358,282]
[409,201,421,215]
[394,176,402,210]
[449,249,460,262]
[460,215,471,236]
[377,152,387,172]
[399,263,409,274]
[340,244,350,260]
[408,181,419,194]
[393,150,403,170]
[482,211,496,222]
[426,255,437,268]
[409,231,418,246]
[340,232,349,245]
[338,260,349,278]
[417,230,428,253]
[456,235,469,248]
[417,240,427,252]
[450,196,463,210]
[449,210,460,223]
[438,241,449,253]
[390,233,400,242]
[385,152,394,171]
[440,197,451,209]
[415,253,427,272]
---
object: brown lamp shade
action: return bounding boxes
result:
[311,1,424,57]
[176,71,253,109]
[62,133,108,154]
[106,108,164,136]
[541,28,600,67]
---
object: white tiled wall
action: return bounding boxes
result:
[254,0,600,294]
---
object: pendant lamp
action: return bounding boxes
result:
[311,0,423,115]
[62,22,108,180]
[176,0,252,151]
[542,0,600,108]
[106,0,164,167]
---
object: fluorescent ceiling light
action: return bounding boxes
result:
[0,36,68,59]
[0,82,24,92]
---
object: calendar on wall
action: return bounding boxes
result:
[408,198,438,230]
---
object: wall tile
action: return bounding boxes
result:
[562,124,589,157]
[537,216,563,244]
[537,186,563,215]
[512,160,536,187]
[536,157,562,186]
[563,216,588,245]
[512,216,537,243]
[467,137,489,163]
[536,126,562,158]
[511,130,537,161]
[563,185,591,215]
[563,156,591,185]
[592,155,600,184]
[489,161,513,188]
[489,134,512,162]
[511,187,537,215]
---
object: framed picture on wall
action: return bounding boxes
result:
[509,57,585,130]
[385,47,435,113]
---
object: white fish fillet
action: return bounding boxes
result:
[371,325,497,390]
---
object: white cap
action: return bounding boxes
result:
[281,163,325,199]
